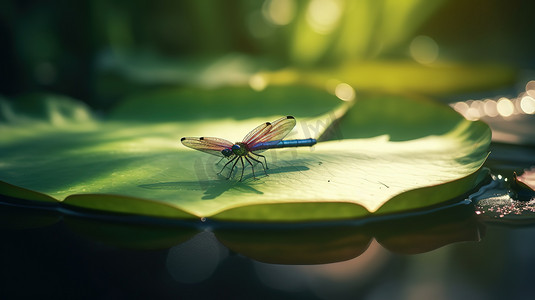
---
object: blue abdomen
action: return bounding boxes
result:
[251,138,317,150]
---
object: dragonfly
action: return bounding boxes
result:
[181,116,316,181]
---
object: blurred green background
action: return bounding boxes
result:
[1,0,534,109]
[1,2,535,299]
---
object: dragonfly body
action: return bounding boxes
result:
[251,138,317,151]
[181,116,316,181]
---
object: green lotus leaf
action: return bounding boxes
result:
[0,86,490,222]
[98,53,516,97]
[263,62,516,96]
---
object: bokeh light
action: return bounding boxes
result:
[466,100,483,120]
[526,80,535,99]
[452,101,468,112]
[496,97,514,117]
[334,83,355,101]
[306,0,343,34]
[409,35,439,64]
[520,95,535,114]
[249,73,268,91]
[262,0,296,26]
[483,99,499,117]
[450,82,535,120]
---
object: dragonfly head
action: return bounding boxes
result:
[221,148,233,157]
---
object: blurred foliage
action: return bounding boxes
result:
[1,0,534,108]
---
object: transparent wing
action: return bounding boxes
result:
[242,121,272,145]
[181,137,234,157]
[259,116,296,142]
[244,116,296,147]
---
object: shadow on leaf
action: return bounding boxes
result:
[138,165,310,200]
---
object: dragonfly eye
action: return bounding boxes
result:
[232,144,240,151]
[221,148,232,157]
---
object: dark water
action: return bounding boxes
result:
[1,184,535,300]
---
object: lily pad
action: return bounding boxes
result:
[98,53,516,98]
[263,61,516,96]
[0,86,490,222]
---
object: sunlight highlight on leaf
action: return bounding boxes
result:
[0,90,490,222]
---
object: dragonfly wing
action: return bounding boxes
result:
[242,116,297,146]
[241,121,273,145]
[181,137,234,157]
[252,116,296,145]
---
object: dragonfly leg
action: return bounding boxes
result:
[216,157,225,165]
[244,156,257,179]
[227,157,240,179]
[218,156,236,176]
[239,157,245,181]
[251,152,268,169]
[247,154,267,176]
